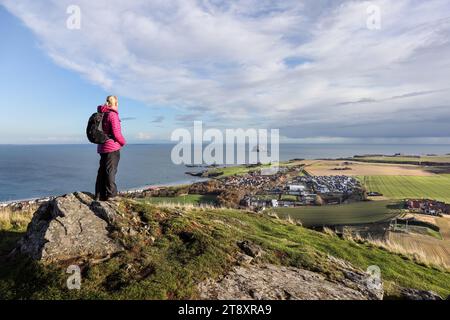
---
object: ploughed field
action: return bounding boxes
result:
[303,160,433,176]
[360,175,450,203]
[270,201,400,227]
[349,155,450,164]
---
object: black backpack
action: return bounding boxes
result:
[86,112,111,144]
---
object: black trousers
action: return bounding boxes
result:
[95,150,120,200]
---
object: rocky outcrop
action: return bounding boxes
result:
[198,263,382,300]
[198,242,384,300]
[16,192,123,263]
[397,287,443,300]
[237,240,263,258]
[325,255,384,300]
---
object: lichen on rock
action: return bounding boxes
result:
[16,192,123,264]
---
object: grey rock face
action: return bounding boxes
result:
[237,240,263,258]
[326,255,384,300]
[198,263,381,300]
[199,252,384,300]
[17,192,123,263]
[398,287,443,300]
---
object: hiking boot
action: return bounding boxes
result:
[94,194,108,202]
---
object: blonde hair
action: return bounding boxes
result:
[106,95,118,107]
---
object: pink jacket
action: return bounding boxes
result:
[97,105,126,154]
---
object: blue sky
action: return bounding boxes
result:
[0,5,174,144]
[1,0,450,144]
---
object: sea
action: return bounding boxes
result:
[0,143,449,202]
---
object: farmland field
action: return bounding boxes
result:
[360,175,450,202]
[349,155,450,164]
[206,163,276,177]
[270,200,400,227]
[206,161,300,178]
[303,160,432,176]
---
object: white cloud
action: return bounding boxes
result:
[136,132,153,140]
[2,0,450,141]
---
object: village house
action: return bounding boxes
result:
[406,199,450,216]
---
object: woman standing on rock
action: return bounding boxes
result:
[95,95,126,201]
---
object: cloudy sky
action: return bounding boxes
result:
[1,0,450,144]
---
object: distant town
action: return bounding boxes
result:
[242,175,364,210]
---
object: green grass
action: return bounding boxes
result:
[280,195,298,201]
[254,194,299,202]
[404,226,443,240]
[426,229,444,240]
[271,201,400,227]
[206,161,299,178]
[255,194,279,200]
[0,230,24,256]
[140,194,217,205]
[207,163,272,177]
[359,175,450,202]
[1,200,449,299]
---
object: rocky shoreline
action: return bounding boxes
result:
[0,196,54,212]
[0,180,207,211]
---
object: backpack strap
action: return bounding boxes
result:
[102,111,115,140]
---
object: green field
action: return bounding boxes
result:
[256,194,298,201]
[207,163,276,177]
[360,175,450,202]
[141,194,217,205]
[270,201,400,227]
[206,161,302,178]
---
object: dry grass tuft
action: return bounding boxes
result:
[323,227,337,237]
[344,231,450,271]
[367,238,449,271]
[0,207,34,231]
[285,215,295,225]
[138,201,244,213]
[266,211,280,219]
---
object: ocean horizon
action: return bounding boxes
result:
[1,143,450,202]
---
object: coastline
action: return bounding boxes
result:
[0,177,209,207]
[120,177,209,194]
[3,151,450,207]
[2,145,450,205]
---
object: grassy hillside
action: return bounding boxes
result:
[141,194,217,205]
[0,200,449,299]
[360,175,450,202]
[271,201,400,227]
